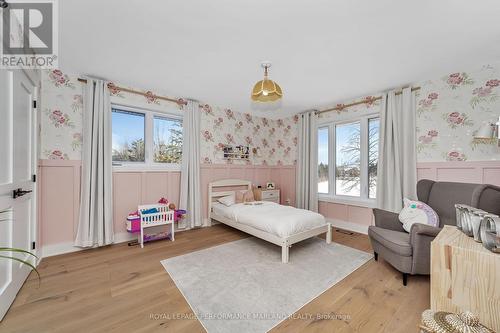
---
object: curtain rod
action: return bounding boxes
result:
[316,86,421,115]
[77,78,188,106]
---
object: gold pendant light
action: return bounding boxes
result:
[251,62,283,107]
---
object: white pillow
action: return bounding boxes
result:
[399,198,440,233]
[218,195,235,207]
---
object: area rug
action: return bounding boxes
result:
[161,237,372,333]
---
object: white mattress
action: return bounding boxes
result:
[211,202,326,238]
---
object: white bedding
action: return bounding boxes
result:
[211,202,326,237]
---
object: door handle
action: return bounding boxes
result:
[13,188,33,199]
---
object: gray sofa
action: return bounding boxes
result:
[368,179,500,286]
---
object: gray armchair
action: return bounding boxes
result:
[368,180,500,286]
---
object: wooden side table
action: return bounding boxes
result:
[430,225,500,331]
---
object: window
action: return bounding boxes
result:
[112,106,182,168]
[336,121,361,196]
[153,116,183,164]
[318,127,329,194]
[317,115,379,203]
[112,110,145,162]
[368,118,379,199]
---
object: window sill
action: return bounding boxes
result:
[318,195,377,209]
[113,164,181,173]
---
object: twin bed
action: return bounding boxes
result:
[208,179,332,263]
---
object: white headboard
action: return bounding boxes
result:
[208,179,252,217]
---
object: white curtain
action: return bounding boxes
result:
[296,111,318,212]
[75,79,114,247]
[376,87,417,212]
[179,100,202,228]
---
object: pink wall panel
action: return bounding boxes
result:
[40,163,78,245]
[417,161,500,185]
[143,172,168,204]
[417,168,436,181]
[483,168,500,186]
[348,206,374,226]
[167,172,181,207]
[436,167,479,183]
[319,201,349,221]
[270,167,296,206]
[113,172,142,233]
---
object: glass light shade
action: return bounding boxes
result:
[251,79,283,102]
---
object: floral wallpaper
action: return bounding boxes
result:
[41,63,500,164]
[40,69,298,165]
[416,64,500,162]
[40,69,186,160]
[40,70,83,160]
[200,105,298,166]
[317,95,382,121]
[316,64,500,162]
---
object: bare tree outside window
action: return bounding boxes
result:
[336,122,361,196]
[318,127,329,193]
[368,118,379,198]
[335,119,379,197]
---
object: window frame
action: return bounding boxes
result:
[317,111,379,208]
[111,104,183,172]
[317,126,330,195]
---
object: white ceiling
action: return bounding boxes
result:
[59,0,500,117]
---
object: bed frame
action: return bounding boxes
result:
[208,179,332,263]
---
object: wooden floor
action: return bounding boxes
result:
[0,225,429,333]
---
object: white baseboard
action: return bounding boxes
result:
[41,232,136,258]
[326,218,369,235]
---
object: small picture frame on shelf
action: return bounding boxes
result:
[266,182,275,190]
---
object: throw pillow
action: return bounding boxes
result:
[235,190,254,203]
[218,195,235,207]
[399,198,439,233]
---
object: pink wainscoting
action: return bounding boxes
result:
[38,160,182,248]
[39,160,81,246]
[112,171,181,234]
[38,159,499,250]
[318,160,500,233]
[318,201,374,231]
[38,160,296,251]
[417,161,500,186]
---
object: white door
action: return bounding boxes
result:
[0,69,38,321]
